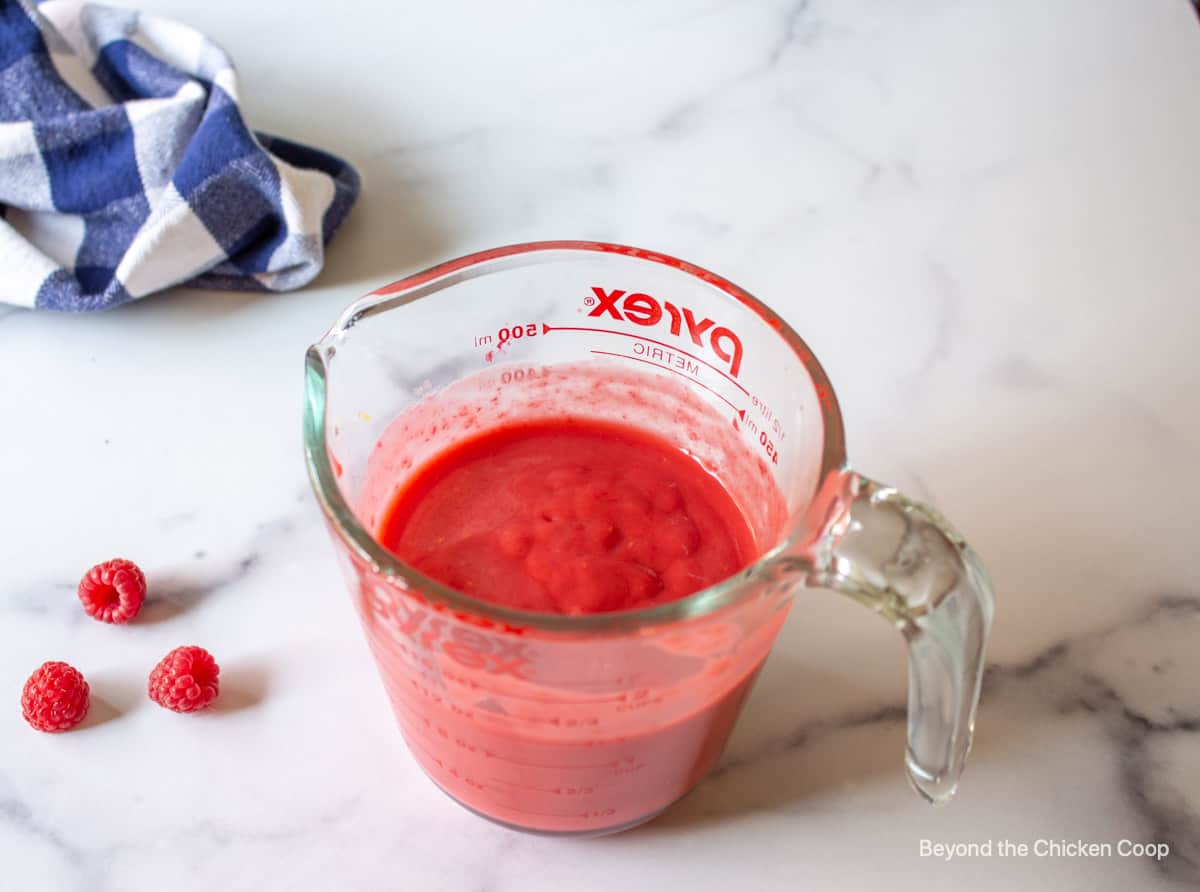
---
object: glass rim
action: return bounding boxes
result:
[303,240,848,633]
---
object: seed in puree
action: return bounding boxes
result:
[378,418,756,613]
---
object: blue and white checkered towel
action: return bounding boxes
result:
[0,0,360,311]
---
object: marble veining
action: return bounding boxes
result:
[3,0,1200,889]
[982,596,1200,884]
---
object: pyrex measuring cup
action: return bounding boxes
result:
[303,241,995,836]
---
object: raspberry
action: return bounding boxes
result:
[21,661,90,732]
[148,646,219,713]
[77,558,146,624]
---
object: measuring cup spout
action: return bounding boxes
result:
[794,470,995,804]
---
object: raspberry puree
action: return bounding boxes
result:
[378,418,755,614]
[354,366,788,833]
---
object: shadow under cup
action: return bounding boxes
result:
[303,242,993,835]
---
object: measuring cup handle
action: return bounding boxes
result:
[805,471,995,804]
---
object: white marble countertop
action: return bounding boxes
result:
[4,0,1200,889]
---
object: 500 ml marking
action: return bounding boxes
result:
[474,322,541,348]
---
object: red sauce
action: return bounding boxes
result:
[378,418,756,614]
[365,412,778,833]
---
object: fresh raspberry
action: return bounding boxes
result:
[77,558,146,624]
[148,646,220,713]
[21,661,90,732]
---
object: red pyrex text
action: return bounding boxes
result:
[587,287,744,378]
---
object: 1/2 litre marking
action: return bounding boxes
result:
[750,394,785,441]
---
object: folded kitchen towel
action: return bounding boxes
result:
[0,0,360,310]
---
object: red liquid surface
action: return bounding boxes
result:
[379,419,756,614]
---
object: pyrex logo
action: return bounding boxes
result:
[587,287,744,378]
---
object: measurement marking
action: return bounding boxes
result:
[375,652,625,708]
[400,721,625,771]
[467,688,622,706]
[443,681,629,706]
[475,688,624,704]
[485,777,596,794]
[495,757,621,771]
[403,733,473,770]
[395,710,626,771]
[544,323,749,395]
[544,682,638,693]
[399,720,492,761]
[396,717,445,744]
[394,707,445,733]
[391,698,438,722]
[487,777,550,791]
[498,806,589,820]
[591,351,741,413]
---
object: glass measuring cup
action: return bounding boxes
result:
[303,241,995,836]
